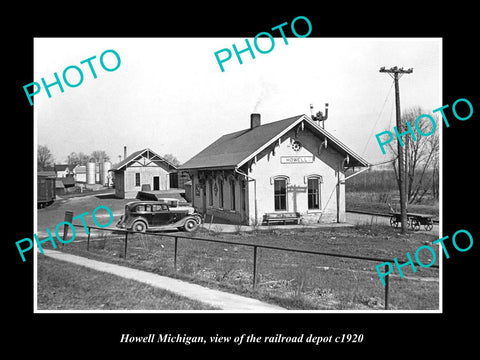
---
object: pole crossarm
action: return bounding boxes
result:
[379,66,413,74]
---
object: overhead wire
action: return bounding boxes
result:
[360,79,395,157]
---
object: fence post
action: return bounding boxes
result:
[87,227,91,251]
[174,236,178,271]
[63,211,73,248]
[384,264,389,310]
[124,231,128,259]
[253,246,258,289]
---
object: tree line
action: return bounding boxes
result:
[37,145,181,171]
[387,106,439,203]
[347,106,440,204]
[37,146,111,171]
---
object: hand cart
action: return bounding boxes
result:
[389,212,434,231]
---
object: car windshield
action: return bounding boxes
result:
[152,204,168,211]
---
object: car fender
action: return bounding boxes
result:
[126,216,149,229]
[171,215,201,228]
[190,214,203,224]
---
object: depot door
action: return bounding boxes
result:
[153,176,160,191]
[201,185,207,214]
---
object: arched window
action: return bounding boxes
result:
[229,178,236,210]
[272,176,289,211]
[208,179,213,206]
[218,178,224,208]
[306,175,322,210]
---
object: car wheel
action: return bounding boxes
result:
[132,221,147,232]
[183,218,198,232]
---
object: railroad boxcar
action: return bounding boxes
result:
[38,175,56,208]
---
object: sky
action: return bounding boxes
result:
[34,37,441,167]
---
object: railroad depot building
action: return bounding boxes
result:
[179,114,369,225]
[111,148,178,199]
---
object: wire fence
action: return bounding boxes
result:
[70,225,439,310]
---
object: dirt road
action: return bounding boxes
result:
[37,191,129,232]
[346,212,439,237]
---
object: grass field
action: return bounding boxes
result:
[37,255,219,310]
[36,187,440,311]
[42,224,440,311]
[345,168,439,220]
[346,191,439,219]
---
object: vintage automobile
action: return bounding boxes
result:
[116,200,202,232]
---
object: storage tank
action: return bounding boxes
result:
[99,162,104,185]
[95,162,100,183]
[102,161,112,186]
[86,162,96,185]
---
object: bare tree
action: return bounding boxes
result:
[410,125,439,203]
[91,150,110,163]
[38,145,54,171]
[430,134,440,200]
[162,153,181,167]
[67,152,90,167]
[387,106,439,204]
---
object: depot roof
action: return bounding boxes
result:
[179,114,369,170]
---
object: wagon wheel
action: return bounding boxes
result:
[411,218,421,231]
[390,216,398,228]
[425,220,433,231]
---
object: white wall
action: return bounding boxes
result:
[248,128,346,225]
[189,127,349,225]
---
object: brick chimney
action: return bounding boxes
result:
[124,146,127,160]
[250,113,261,129]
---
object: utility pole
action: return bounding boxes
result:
[379,66,413,234]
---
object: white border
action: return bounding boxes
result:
[33,37,443,314]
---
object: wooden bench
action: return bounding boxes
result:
[263,212,301,225]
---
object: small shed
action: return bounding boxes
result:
[110,148,178,199]
[55,178,65,195]
[54,164,72,178]
[73,165,86,183]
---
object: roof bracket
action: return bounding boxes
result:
[318,138,328,155]
[295,122,304,138]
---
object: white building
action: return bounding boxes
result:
[73,165,86,183]
[179,114,369,225]
[110,148,177,199]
